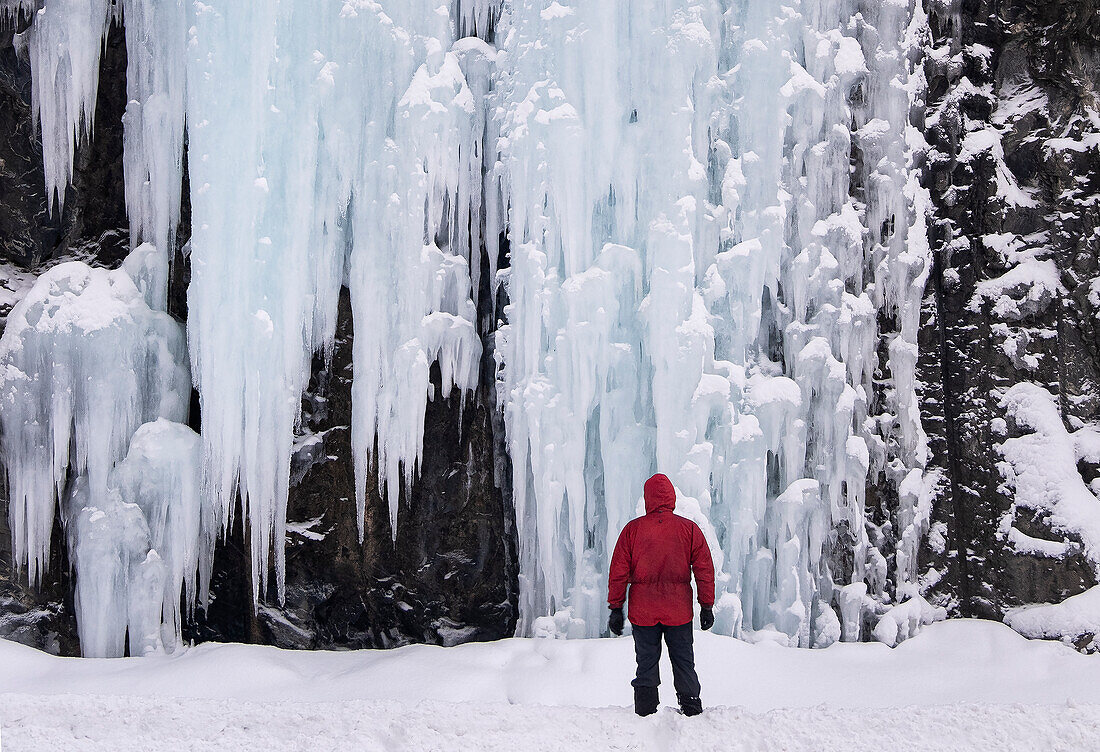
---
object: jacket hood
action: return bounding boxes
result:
[643,473,676,513]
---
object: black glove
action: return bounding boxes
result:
[609,607,624,636]
[700,607,714,631]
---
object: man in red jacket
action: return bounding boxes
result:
[608,473,716,717]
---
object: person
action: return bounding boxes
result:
[607,473,715,717]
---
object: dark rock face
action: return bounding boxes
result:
[919,0,1100,618]
[192,290,518,649]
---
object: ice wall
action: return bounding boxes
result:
[5,0,936,648]
[493,0,932,642]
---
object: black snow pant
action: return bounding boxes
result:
[630,621,701,697]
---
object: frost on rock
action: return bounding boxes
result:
[0,261,190,588]
[492,0,932,640]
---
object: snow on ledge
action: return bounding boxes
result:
[1006,586,1100,649]
[997,383,1100,571]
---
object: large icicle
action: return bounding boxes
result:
[185,0,483,600]
[0,261,190,587]
[19,0,113,211]
[120,0,188,309]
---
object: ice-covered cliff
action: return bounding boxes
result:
[1,0,1098,656]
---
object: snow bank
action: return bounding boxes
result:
[872,594,947,647]
[3,621,1100,751]
[3,619,1099,710]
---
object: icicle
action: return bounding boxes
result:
[120,0,188,310]
[21,0,113,212]
[185,1,482,600]
[453,0,500,40]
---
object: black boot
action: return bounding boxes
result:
[677,693,703,716]
[634,686,659,716]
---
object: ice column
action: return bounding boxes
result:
[493,0,732,635]
[67,419,206,658]
[852,0,935,599]
[66,476,165,658]
[109,418,210,649]
[493,0,931,643]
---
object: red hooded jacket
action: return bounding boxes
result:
[607,474,716,627]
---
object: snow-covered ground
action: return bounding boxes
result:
[2,619,1100,750]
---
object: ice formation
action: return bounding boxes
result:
[19,0,113,211]
[66,475,166,658]
[5,0,940,648]
[66,419,205,658]
[0,261,190,588]
[492,0,932,642]
[183,0,483,601]
[119,0,187,309]
[108,419,210,648]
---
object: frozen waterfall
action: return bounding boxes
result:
[2,0,937,652]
